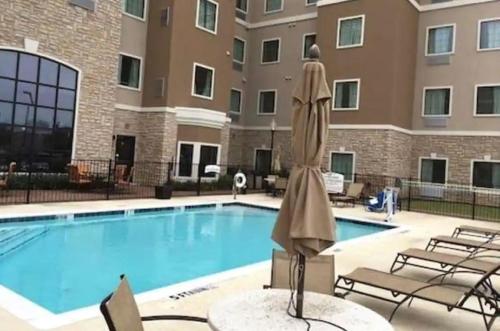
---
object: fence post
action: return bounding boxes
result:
[407,177,412,212]
[26,164,32,204]
[106,159,112,200]
[196,165,201,196]
[472,190,476,220]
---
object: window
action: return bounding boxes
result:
[473,161,500,189]
[303,33,317,59]
[196,0,218,34]
[330,152,355,182]
[236,0,247,12]
[333,79,360,111]
[123,0,145,19]
[261,38,280,64]
[192,63,215,99]
[265,0,283,13]
[426,24,455,55]
[255,149,272,175]
[306,0,318,5]
[479,18,500,51]
[475,85,500,116]
[0,50,78,171]
[118,54,141,89]
[420,158,447,184]
[233,38,246,64]
[423,87,452,116]
[177,142,220,179]
[337,15,365,48]
[258,90,277,115]
[230,89,242,113]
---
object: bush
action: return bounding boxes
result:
[172,175,234,192]
[8,173,70,189]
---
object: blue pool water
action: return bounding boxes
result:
[0,204,391,313]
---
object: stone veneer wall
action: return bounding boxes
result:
[411,135,500,184]
[0,0,122,159]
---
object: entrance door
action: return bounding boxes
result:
[115,135,136,167]
[255,149,272,175]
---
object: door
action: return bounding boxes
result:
[199,145,218,178]
[115,135,136,167]
[255,149,272,175]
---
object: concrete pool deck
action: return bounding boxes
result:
[0,194,499,331]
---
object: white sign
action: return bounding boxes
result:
[323,172,344,194]
[205,165,221,174]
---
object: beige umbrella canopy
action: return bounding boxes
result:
[272,47,336,258]
[272,146,282,174]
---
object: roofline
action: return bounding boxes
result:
[317,0,498,12]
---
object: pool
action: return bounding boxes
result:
[0,203,393,314]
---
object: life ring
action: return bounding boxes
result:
[234,173,247,188]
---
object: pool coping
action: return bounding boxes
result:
[0,199,406,330]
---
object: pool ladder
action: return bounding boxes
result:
[0,227,49,257]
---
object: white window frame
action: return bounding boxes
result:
[302,33,317,60]
[474,83,500,117]
[470,159,500,189]
[195,0,219,35]
[257,89,278,115]
[229,88,243,114]
[305,0,318,7]
[176,141,221,181]
[329,151,356,182]
[122,0,148,21]
[233,36,247,64]
[477,17,500,52]
[264,0,284,14]
[117,52,143,91]
[261,37,281,65]
[332,78,361,111]
[425,23,456,56]
[191,62,215,100]
[236,0,248,14]
[337,15,366,49]
[421,86,453,118]
[418,156,449,184]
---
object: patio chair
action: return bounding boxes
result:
[453,225,500,241]
[274,177,288,197]
[68,164,92,185]
[264,249,335,295]
[426,236,500,255]
[335,265,500,330]
[0,162,16,190]
[100,275,207,331]
[330,183,364,207]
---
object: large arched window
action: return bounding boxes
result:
[0,50,78,171]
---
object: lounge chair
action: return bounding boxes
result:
[68,164,92,185]
[100,275,207,331]
[390,248,499,276]
[335,265,500,330]
[330,183,364,207]
[453,225,500,241]
[426,236,500,255]
[0,162,16,190]
[264,249,335,295]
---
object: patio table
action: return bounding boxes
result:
[208,289,393,331]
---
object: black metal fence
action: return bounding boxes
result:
[0,161,499,222]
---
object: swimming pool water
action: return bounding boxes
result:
[0,205,390,313]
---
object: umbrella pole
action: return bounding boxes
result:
[296,253,306,318]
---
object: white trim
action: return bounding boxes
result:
[418,156,449,184]
[195,0,219,35]
[260,37,281,65]
[237,13,317,29]
[336,15,365,49]
[302,32,317,60]
[332,78,361,111]
[229,88,243,114]
[235,18,250,28]
[118,52,143,91]
[328,124,413,135]
[264,0,284,14]
[233,36,246,64]
[191,62,215,100]
[473,83,500,117]
[176,141,221,180]
[421,86,453,117]
[425,23,456,56]
[412,130,500,137]
[477,17,500,52]
[470,159,500,188]
[329,151,356,182]
[253,148,272,172]
[257,89,278,115]
[318,0,498,12]
[122,0,148,21]
[176,107,229,129]
[114,104,176,113]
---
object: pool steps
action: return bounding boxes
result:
[0,227,49,257]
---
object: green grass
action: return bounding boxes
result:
[400,199,500,222]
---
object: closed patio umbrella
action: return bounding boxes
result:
[271,45,336,317]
